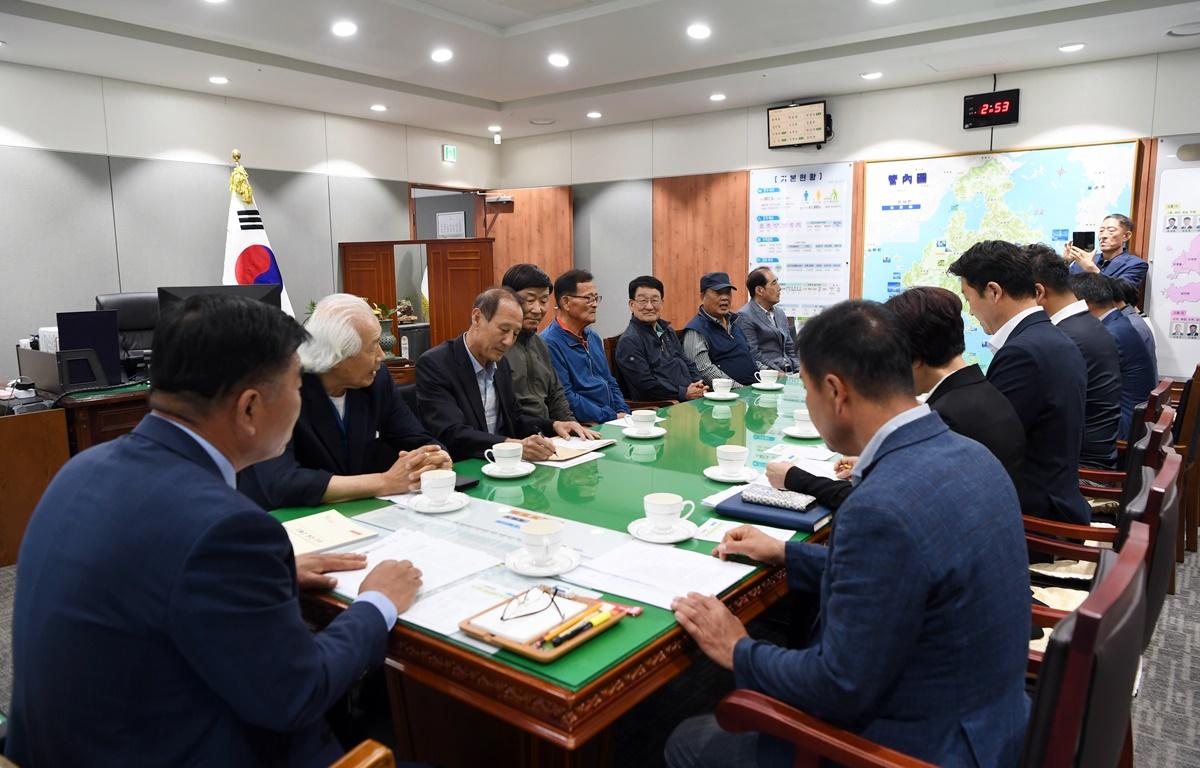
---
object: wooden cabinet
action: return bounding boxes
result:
[0,409,70,565]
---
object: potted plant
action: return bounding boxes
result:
[369,301,398,356]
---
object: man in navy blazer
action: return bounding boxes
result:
[7,295,424,767]
[737,267,799,373]
[950,240,1091,524]
[1029,246,1122,469]
[666,301,1031,768]
[1072,273,1158,440]
[1064,213,1148,289]
[416,287,559,461]
[240,293,450,509]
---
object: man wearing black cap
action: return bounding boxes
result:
[682,272,759,386]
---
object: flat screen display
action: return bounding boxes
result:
[767,101,828,148]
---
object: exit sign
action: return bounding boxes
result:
[442,143,457,163]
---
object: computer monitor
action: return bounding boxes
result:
[57,309,122,387]
[157,284,283,316]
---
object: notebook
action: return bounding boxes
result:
[715,492,833,533]
[282,510,378,556]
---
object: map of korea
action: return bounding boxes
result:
[1168,234,1200,279]
[1165,283,1200,303]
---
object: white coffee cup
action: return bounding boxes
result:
[485,442,523,469]
[630,409,658,434]
[643,492,695,532]
[755,370,779,385]
[712,378,734,394]
[794,408,811,424]
[716,444,749,475]
[522,518,564,565]
[420,469,456,505]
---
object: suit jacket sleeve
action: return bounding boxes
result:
[167,510,388,732]
[543,337,616,424]
[416,351,510,460]
[781,311,798,367]
[986,347,1041,433]
[616,334,688,402]
[377,375,443,453]
[237,441,331,509]
[740,312,766,369]
[733,505,929,726]
[784,467,852,511]
[784,540,827,593]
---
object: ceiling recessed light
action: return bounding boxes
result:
[870,0,896,4]
[1166,22,1200,36]
[431,48,453,63]
[208,75,229,85]
[203,0,227,4]
[530,118,557,126]
[686,23,711,40]
[709,93,726,102]
[547,52,570,68]
[331,20,357,37]
[1058,42,1085,52]
[586,111,602,119]
[860,71,883,80]
[488,124,502,132]
[370,104,387,112]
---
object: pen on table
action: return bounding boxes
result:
[537,604,603,646]
[551,609,617,647]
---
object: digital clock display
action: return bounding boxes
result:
[963,89,1020,129]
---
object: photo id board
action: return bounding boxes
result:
[1146,134,1200,377]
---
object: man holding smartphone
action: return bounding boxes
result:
[1063,213,1148,289]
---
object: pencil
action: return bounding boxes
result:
[536,603,602,646]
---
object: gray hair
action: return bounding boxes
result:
[298,293,375,373]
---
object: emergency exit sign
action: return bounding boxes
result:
[441,144,457,163]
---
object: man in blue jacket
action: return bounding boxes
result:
[1073,273,1158,440]
[682,272,759,386]
[541,269,630,423]
[665,300,1031,768]
[615,275,706,402]
[7,295,424,767]
[1064,213,1148,289]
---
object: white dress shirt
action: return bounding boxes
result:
[986,306,1045,353]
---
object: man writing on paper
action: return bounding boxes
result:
[239,293,450,509]
[7,295,424,767]
[417,287,560,461]
[665,300,1030,768]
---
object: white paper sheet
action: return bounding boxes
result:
[701,484,747,508]
[402,579,517,637]
[695,518,798,543]
[328,529,501,601]
[566,541,755,609]
[764,443,837,462]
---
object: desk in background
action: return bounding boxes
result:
[277,382,825,767]
[53,383,150,454]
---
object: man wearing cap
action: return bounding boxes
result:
[682,272,759,386]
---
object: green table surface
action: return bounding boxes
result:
[60,381,150,401]
[272,382,826,691]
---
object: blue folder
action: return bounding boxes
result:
[714,492,833,533]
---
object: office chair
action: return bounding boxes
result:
[95,292,158,356]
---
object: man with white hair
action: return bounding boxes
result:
[239,293,450,510]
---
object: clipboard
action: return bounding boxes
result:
[458,587,626,663]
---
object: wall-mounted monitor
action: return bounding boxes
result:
[767,101,830,148]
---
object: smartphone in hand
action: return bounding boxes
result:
[1071,231,1096,251]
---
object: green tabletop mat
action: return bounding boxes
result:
[272,383,824,691]
[61,381,150,401]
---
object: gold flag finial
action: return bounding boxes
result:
[229,149,254,205]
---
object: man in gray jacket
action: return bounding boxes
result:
[737,267,799,373]
[502,264,597,438]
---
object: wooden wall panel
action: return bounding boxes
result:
[652,172,749,328]
[340,243,397,309]
[485,186,573,292]
[427,240,494,346]
[849,162,866,299]
[0,409,70,565]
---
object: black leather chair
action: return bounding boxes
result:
[397,382,419,415]
[96,292,158,356]
[713,522,1150,768]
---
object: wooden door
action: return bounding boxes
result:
[339,243,397,310]
[426,240,494,346]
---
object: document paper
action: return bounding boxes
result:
[328,529,501,602]
[282,509,378,556]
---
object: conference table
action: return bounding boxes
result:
[274,380,831,767]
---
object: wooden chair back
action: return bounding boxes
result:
[1145,379,1173,425]
[603,334,677,410]
[1022,522,1149,768]
[329,739,395,768]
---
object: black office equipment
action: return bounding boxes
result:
[57,310,122,388]
[157,284,283,315]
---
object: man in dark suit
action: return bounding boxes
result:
[416,287,559,461]
[7,295,424,768]
[737,267,799,373]
[949,240,1091,524]
[1072,273,1159,440]
[767,286,1024,510]
[1028,246,1122,469]
[667,301,1031,768]
[239,293,450,509]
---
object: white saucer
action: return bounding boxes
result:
[627,518,698,544]
[751,382,785,391]
[704,391,739,401]
[783,424,820,439]
[703,465,758,483]
[481,460,536,479]
[409,491,470,514]
[505,546,581,577]
[623,425,667,439]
